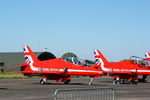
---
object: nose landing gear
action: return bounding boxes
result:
[88,77,94,85]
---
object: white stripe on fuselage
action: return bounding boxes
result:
[67,69,102,74]
[137,70,150,72]
[30,63,40,71]
[29,63,102,74]
[99,58,110,72]
[26,55,40,71]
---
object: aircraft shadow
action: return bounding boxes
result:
[47,83,87,85]
[33,82,88,85]
[0,88,7,90]
[139,81,150,83]
[96,80,113,83]
[33,82,109,86]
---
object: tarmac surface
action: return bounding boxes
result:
[0,76,150,100]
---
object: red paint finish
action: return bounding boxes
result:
[19,45,102,84]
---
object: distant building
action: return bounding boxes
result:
[0,52,56,71]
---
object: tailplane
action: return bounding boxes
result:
[23,45,39,64]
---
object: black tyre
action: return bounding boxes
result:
[63,80,71,84]
[131,81,138,85]
[113,80,121,84]
[40,79,46,85]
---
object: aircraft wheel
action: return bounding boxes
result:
[113,80,116,84]
[40,79,46,85]
[120,80,125,84]
[116,80,121,84]
[130,81,138,85]
[113,80,119,84]
[63,80,71,84]
[113,80,121,84]
[138,75,147,82]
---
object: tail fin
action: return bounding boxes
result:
[93,49,110,72]
[145,52,150,60]
[93,49,109,66]
[23,45,39,64]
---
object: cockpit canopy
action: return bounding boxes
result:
[130,56,150,66]
[63,57,90,66]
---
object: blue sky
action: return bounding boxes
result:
[0,0,150,61]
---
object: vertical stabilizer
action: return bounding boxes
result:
[145,52,150,60]
[23,45,39,64]
[93,49,110,72]
[93,49,109,65]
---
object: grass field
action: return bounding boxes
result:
[0,71,27,79]
[0,71,89,79]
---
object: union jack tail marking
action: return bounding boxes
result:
[93,49,109,65]
[23,45,39,64]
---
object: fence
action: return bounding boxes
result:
[54,87,115,100]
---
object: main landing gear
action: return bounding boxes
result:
[40,78,47,85]
[113,80,124,84]
[113,78,138,84]
[63,80,71,84]
[40,78,71,85]
[138,75,147,83]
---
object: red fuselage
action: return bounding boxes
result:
[102,60,150,75]
[21,58,102,79]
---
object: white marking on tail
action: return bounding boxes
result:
[145,52,150,58]
[94,49,110,72]
[25,55,39,71]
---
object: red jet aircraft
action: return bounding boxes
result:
[93,49,150,84]
[18,45,102,85]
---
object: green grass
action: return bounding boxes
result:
[0,71,89,79]
[2,71,22,75]
[0,71,27,79]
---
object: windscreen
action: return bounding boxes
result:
[130,56,150,66]
[63,57,90,66]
